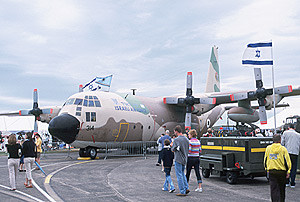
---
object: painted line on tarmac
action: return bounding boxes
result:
[32,179,56,202]
[107,161,135,202]
[43,160,93,202]
[0,184,45,202]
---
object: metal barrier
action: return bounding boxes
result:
[40,141,159,160]
[102,141,158,159]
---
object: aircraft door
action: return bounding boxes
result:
[114,123,129,142]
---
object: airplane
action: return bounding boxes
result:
[2,46,300,159]
[0,46,225,159]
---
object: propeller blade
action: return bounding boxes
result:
[185,112,192,130]
[33,89,38,108]
[199,97,216,104]
[274,85,293,94]
[254,68,263,88]
[19,110,31,116]
[230,92,249,101]
[186,72,192,96]
[258,106,267,124]
[42,108,53,114]
[34,119,38,132]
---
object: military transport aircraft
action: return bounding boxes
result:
[1,46,299,159]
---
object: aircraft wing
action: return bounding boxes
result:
[0,106,61,123]
[281,86,300,97]
[0,111,23,116]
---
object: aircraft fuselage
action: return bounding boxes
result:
[49,91,214,148]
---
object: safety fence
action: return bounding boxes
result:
[37,141,159,160]
[100,141,158,159]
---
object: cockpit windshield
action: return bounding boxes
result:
[64,96,101,107]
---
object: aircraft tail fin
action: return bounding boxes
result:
[205,46,220,93]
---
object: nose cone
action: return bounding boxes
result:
[48,113,80,144]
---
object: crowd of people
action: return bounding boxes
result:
[4,132,42,191]
[157,125,202,196]
[157,124,300,200]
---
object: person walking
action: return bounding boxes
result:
[171,125,189,196]
[6,134,21,191]
[281,123,300,188]
[161,139,175,193]
[156,134,164,166]
[264,134,291,202]
[158,130,172,168]
[186,129,203,192]
[35,133,42,170]
[22,132,36,188]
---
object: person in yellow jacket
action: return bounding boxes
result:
[264,134,291,202]
[34,133,42,170]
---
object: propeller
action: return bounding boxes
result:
[19,89,53,132]
[164,72,216,130]
[230,68,292,124]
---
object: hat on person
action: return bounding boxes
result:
[165,130,170,134]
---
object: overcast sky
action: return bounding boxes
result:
[1,0,300,130]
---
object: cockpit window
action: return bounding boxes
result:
[74,98,83,105]
[86,112,90,122]
[95,100,101,107]
[88,100,94,107]
[78,95,102,107]
[83,99,88,107]
[91,112,96,122]
[86,112,96,122]
[66,98,75,105]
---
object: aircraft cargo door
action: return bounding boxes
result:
[114,123,129,142]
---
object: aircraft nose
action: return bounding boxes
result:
[48,113,80,144]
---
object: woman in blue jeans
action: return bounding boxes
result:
[186,129,202,192]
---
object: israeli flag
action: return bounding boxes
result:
[242,42,273,66]
[82,75,113,91]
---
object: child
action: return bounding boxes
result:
[161,139,175,193]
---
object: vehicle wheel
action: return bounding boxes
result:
[226,172,237,184]
[79,148,88,157]
[88,147,97,159]
[202,169,210,178]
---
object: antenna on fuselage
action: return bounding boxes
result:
[131,89,136,95]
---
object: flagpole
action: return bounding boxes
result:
[271,41,276,132]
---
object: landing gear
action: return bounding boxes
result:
[79,147,97,159]
[87,147,97,159]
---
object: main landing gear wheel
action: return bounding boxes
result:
[202,169,211,178]
[87,147,97,159]
[79,148,88,157]
[226,171,237,184]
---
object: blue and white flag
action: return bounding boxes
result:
[82,75,113,91]
[242,42,273,66]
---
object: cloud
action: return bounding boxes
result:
[33,0,83,30]
[216,0,300,40]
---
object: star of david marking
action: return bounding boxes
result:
[255,49,261,58]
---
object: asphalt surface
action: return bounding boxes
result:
[0,151,299,202]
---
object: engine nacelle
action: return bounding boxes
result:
[264,94,282,110]
[227,107,259,124]
[39,107,61,123]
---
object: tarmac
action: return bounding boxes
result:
[0,150,299,202]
